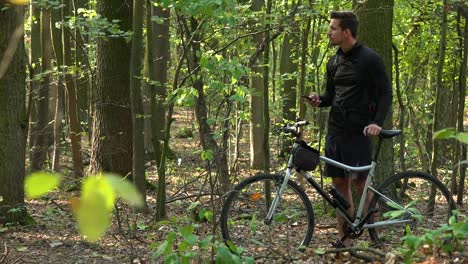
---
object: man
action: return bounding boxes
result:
[305,11,392,247]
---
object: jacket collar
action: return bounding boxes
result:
[337,42,361,57]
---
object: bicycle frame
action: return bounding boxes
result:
[265,138,414,234]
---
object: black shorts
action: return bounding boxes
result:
[325,133,372,178]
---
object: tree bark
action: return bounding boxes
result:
[63,0,84,177]
[354,0,394,184]
[0,6,29,224]
[456,7,467,205]
[280,27,298,122]
[249,0,266,170]
[130,0,147,209]
[148,4,170,167]
[31,9,54,171]
[51,5,65,172]
[431,0,450,181]
[28,3,41,170]
[90,0,133,177]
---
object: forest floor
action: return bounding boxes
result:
[1,109,467,264]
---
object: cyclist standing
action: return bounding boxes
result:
[305,11,392,247]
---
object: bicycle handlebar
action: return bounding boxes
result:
[276,119,310,137]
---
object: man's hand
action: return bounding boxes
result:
[364,124,382,136]
[304,93,321,107]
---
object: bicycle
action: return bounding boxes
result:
[219,119,456,259]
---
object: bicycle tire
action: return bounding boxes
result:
[220,174,315,258]
[367,171,456,247]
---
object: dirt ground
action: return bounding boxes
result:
[1,109,467,263]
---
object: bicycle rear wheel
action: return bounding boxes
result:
[368,171,456,247]
[220,174,314,259]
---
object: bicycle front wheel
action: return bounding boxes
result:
[220,174,315,259]
[368,171,456,247]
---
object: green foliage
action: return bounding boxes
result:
[398,211,468,264]
[24,172,62,199]
[24,172,142,242]
[150,217,254,264]
[433,128,468,144]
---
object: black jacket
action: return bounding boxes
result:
[319,42,392,134]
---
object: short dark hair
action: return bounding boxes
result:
[330,11,358,38]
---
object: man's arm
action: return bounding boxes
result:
[317,56,336,107]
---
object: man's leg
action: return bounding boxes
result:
[332,176,353,247]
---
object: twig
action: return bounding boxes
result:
[325,246,387,262]
[11,254,25,264]
[166,193,220,203]
[0,242,8,264]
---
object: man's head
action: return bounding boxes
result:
[327,11,358,47]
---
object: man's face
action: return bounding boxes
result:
[327,19,346,46]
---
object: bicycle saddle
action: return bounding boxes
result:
[379,130,402,138]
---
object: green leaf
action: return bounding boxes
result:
[152,241,169,259]
[225,240,238,253]
[250,212,257,233]
[199,235,213,249]
[456,132,468,144]
[82,175,115,211]
[25,172,62,199]
[201,150,214,161]
[453,222,468,239]
[75,185,112,242]
[103,173,143,207]
[178,240,191,252]
[179,225,195,238]
[72,176,117,242]
[215,246,241,264]
[204,210,214,222]
[274,214,288,222]
[433,128,456,140]
[16,246,28,252]
[164,253,178,264]
[314,248,326,255]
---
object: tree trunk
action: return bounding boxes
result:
[393,44,406,172]
[249,0,266,170]
[63,0,84,177]
[51,6,65,172]
[75,0,91,136]
[280,28,298,122]
[28,3,41,170]
[0,6,30,224]
[186,18,230,193]
[91,0,133,177]
[130,0,147,209]
[298,7,311,123]
[31,9,53,171]
[263,0,273,172]
[355,0,394,184]
[457,7,467,205]
[431,0,450,180]
[148,3,170,220]
[148,4,170,168]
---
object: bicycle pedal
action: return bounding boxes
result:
[331,241,345,249]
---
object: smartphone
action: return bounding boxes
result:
[301,95,312,100]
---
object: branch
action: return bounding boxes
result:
[0,242,8,264]
[324,246,388,262]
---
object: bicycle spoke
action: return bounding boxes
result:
[220,174,314,260]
